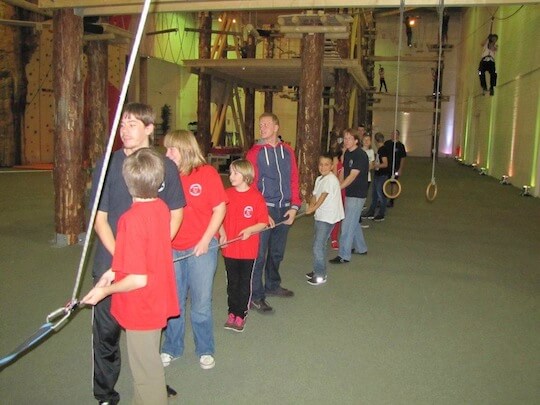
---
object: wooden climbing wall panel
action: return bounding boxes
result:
[24,27,54,164]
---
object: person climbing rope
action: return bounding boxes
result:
[478,34,498,96]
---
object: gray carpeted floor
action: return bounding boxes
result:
[1,158,539,404]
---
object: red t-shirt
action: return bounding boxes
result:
[172,165,228,250]
[111,200,180,330]
[221,187,269,259]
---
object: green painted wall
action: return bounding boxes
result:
[455,5,540,196]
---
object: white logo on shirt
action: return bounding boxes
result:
[189,183,202,196]
[244,206,253,218]
[158,181,165,193]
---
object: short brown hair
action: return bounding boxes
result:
[230,159,255,185]
[122,102,155,143]
[343,128,360,144]
[122,148,164,199]
[259,112,279,126]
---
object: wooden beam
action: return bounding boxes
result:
[367,55,441,62]
[38,1,539,15]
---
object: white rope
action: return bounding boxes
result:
[430,0,445,183]
[70,0,154,303]
[391,0,405,177]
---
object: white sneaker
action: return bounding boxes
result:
[160,353,177,367]
[199,354,215,370]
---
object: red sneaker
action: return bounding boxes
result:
[233,316,245,333]
[331,240,339,250]
[224,313,236,330]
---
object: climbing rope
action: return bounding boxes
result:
[0,0,154,369]
[426,0,445,202]
[383,0,405,200]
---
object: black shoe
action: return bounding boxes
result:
[305,271,314,279]
[489,87,494,96]
[166,385,177,398]
[329,256,349,264]
[361,212,374,218]
[250,299,274,313]
[373,215,385,222]
[266,286,294,297]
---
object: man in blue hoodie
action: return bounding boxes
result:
[246,113,301,314]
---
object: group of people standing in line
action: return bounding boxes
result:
[80,102,407,404]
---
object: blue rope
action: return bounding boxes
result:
[0,323,54,368]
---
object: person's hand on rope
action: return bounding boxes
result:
[268,215,276,228]
[193,236,212,257]
[283,208,297,225]
[81,270,115,306]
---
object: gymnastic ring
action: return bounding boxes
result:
[426,181,438,202]
[383,178,401,199]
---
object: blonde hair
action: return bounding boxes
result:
[122,148,164,198]
[230,159,255,186]
[163,129,206,175]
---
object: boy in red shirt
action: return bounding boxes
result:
[219,159,268,332]
[82,148,179,404]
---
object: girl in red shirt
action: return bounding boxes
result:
[219,159,268,332]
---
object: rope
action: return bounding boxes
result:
[390,0,405,178]
[0,0,154,369]
[430,0,444,184]
[173,211,306,262]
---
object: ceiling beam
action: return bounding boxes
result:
[37,1,537,16]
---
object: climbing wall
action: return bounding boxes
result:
[24,27,54,164]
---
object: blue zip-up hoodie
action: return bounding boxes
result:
[246,141,301,209]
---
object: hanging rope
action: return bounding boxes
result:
[383,0,405,200]
[0,0,154,369]
[426,0,445,202]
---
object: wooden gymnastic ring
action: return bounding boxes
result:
[426,181,438,202]
[383,178,401,199]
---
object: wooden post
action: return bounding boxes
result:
[296,33,324,202]
[321,86,331,152]
[52,9,85,246]
[263,37,275,113]
[197,12,212,155]
[243,33,256,149]
[84,39,108,173]
[333,38,350,135]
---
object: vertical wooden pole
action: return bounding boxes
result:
[53,9,84,246]
[263,37,275,113]
[84,39,108,172]
[333,38,351,135]
[297,33,324,202]
[321,86,331,152]
[197,12,212,155]
[243,34,256,149]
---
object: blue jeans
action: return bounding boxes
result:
[252,206,290,300]
[161,238,218,358]
[338,197,368,260]
[313,220,334,277]
[368,174,389,216]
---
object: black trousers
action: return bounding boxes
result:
[93,293,121,404]
[379,79,387,92]
[224,257,255,318]
[478,58,497,90]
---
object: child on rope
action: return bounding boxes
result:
[478,34,498,96]
[305,153,344,285]
[82,148,181,405]
[219,159,268,332]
